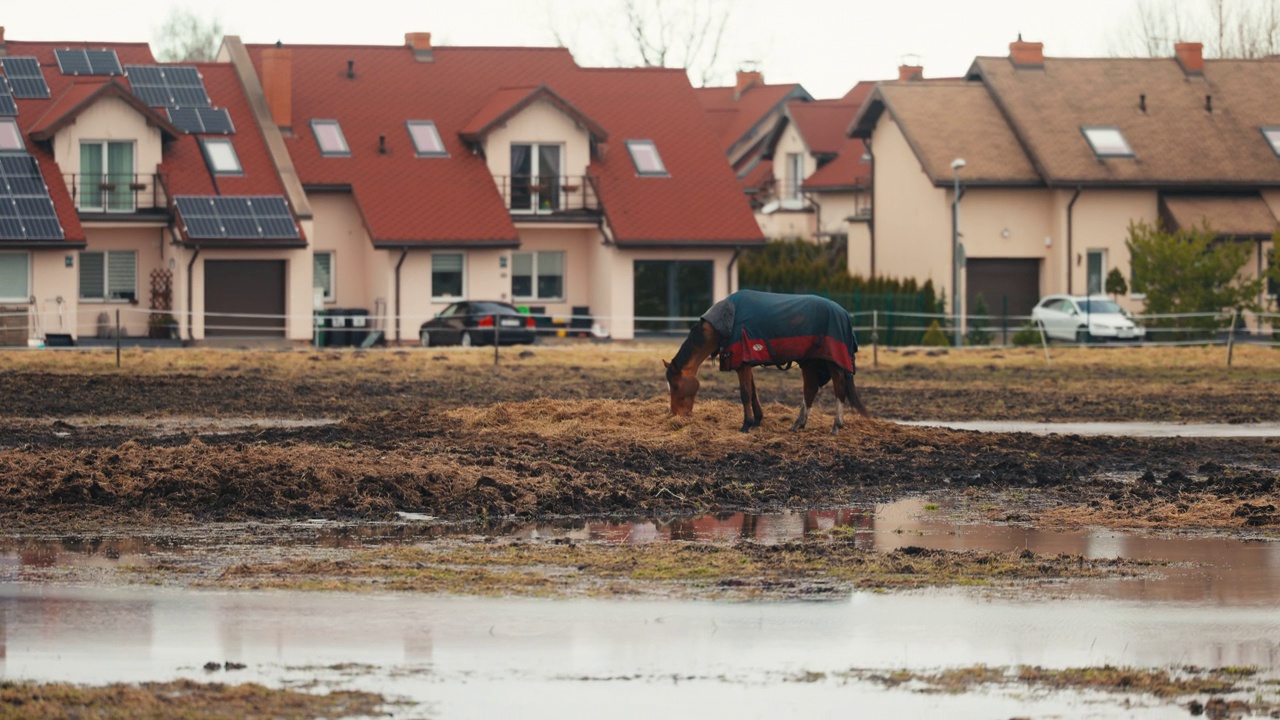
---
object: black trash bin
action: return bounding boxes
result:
[328,310,349,346]
[345,309,370,347]
[313,310,332,347]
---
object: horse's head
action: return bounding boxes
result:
[663,359,699,416]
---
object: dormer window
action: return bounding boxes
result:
[1262,127,1280,157]
[626,139,667,176]
[407,121,447,157]
[1081,126,1133,158]
[311,119,350,157]
[200,138,242,176]
[0,119,23,151]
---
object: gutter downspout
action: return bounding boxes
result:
[186,247,200,342]
[1066,187,1082,294]
[394,248,409,344]
[863,138,875,277]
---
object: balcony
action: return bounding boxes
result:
[65,173,171,217]
[497,175,601,221]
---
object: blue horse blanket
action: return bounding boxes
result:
[701,290,858,373]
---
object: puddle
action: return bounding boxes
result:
[899,419,1280,437]
[47,416,340,437]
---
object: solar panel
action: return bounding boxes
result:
[125,65,210,108]
[167,107,235,134]
[0,153,64,241]
[55,48,122,76]
[175,195,299,241]
[0,78,15,116]
[1,57,51,99]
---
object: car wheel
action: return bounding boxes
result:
[460,331,474,348]
[1076,328,1091,344]
[419,330,431,348]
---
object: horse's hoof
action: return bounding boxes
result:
[739,425,754,433]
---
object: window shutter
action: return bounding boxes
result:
[79,252,104,299]
[106,251,136,300]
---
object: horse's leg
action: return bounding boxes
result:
[736,367,761,432]
[830,365,847,434]
[845,370,872,419]
[790,363,821,432]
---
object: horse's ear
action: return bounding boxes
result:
[662,359,670,368]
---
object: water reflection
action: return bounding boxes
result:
[3,499,1278,605]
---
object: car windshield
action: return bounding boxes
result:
[1077,299,1122,314]
[469,302,518,315]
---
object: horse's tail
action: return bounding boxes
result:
[842,369,872,419]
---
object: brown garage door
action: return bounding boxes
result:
[204,260,286,337]
[966,258,1041,319]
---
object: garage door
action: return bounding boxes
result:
[966,259,1040,319]
[204,260,286,337]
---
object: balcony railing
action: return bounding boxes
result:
[64,173,170,215]
[496,175,601,217]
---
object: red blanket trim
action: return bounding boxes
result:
[720,333,854,373]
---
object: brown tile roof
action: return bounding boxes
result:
[1159,194,1279,237]
[853,81,1040,185]
[972,55,1280,186]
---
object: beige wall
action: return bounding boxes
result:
[175,246,313,341]
[756,209,815,240]
[1064,189,1157,308]
[591,246,737,340]
[70,225,170,339]
[870,115,952,289]
[51,97,165,200]
[482,99,591,186]
[847,219,872,278]
[309,193,372,310]
[773,122,808,200]
[28,251,77,340]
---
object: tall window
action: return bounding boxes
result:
[1087,249,1106,296]
[79,141,134,211]
[0,252,29,302]
[313,252,335,303]
[79,250,137,302]
[512,251,564,300]
[432,253,464,299]
[510,143,561,212]
[787,153,804,199]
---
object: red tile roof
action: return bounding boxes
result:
[4,39,301,245]
[245,42,762,248]
[787,100,856,157]
[801,82,877,191]
[695,82,810,155]
[460,85,607,143]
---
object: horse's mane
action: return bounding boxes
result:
[667,321,714,378]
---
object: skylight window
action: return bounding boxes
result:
[1262,127,1280,157]
[0,118,23,151]
[626,139,668,176]
[311,119,350,157]
[200,138,242,175]
[1081,126,1134,158]
[407,121,447,157]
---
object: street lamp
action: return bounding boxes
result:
[950,157,966,347]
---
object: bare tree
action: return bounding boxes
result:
[152,8,224,63]
[548,0,739,87]
[1109,0,1280,58]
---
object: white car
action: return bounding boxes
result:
[1029,294,1145,343]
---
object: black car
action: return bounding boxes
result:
[419,301,538,347]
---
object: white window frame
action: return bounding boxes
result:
[431,252,465,301]
[78,139,136,212]
[1086,249,1107,296]
[0,251,30,303]
[509,142,564,214]
[511,250,565,302]
[1081,126,1134,158]
[406,120,448,157]
[787,152,805,199]
[625,139,668,176]
[200,137,242,175]
[0,118,24,151]
[313,251,335,303]
[78,250,137,302]
[311,119,350,157]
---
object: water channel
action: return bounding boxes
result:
[3,497,1278,718]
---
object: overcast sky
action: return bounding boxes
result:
[4,0,1172,98]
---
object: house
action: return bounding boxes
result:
[232,33,763,342]
[0,27,311,345]
[695,71,812,238]
[0,28,761,346]
[850,38,1280,324]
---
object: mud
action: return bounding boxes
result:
[0,345,1278,532]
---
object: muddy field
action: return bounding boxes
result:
[0,342,1277,531]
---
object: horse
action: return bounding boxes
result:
[663,290,871,434]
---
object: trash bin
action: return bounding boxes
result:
[313,310,332,347]
[345,308,370,347]
[328,310,349,346]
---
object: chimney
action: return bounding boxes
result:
[262,43,292,130]
[0,26,7,56]
[1175,42,1204,75]
[734,70,763,99]
[1009,35,1044,68]
[898,64,923,81]
[406,32,433,62]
